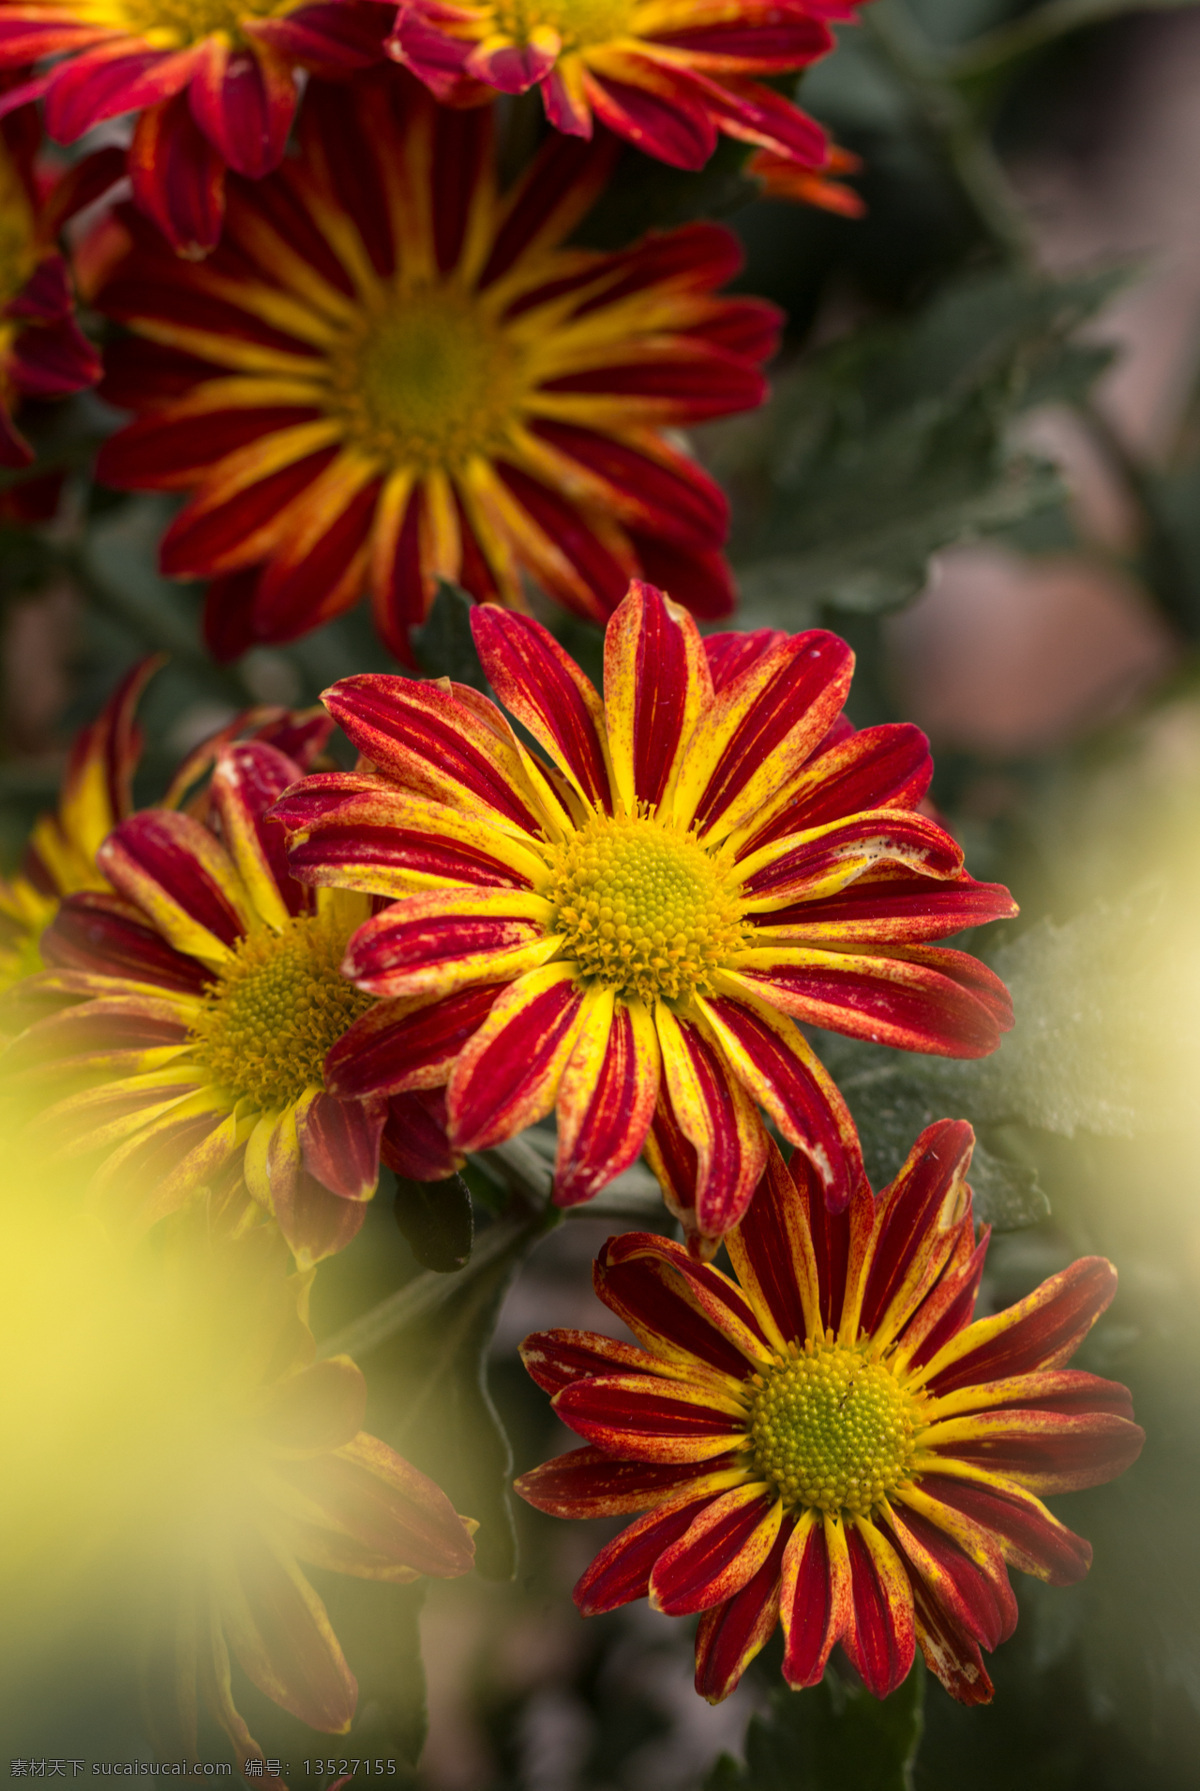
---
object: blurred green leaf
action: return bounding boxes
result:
[361,1206,555,1581]
[816,1035,1050,1228]
[706,1667,924,1790]
[732,268,1125,625]
[394,1172,475,1273]
[413,580,488,689]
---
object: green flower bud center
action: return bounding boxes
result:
[546,812,745,1005]
[189,914,373,1110]
[746,1339,918,1515]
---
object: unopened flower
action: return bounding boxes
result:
[3,738,390,1264]
[0,0,394,253]
[389,0,849,180]
[515,1122,1143,1704]
[274,582,1016,1249]
[93,70,778,661]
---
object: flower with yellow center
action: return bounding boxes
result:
[94,70,779,663]
[515,1121,1144,1706]
[0,0,394,253]
[0,654,334,1006]
[1,1206,475,1776]
[273,580,1019,1252]
[1,738,388,1266]
[389,0,845,185]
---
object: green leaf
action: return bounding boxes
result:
[731,269,1126,626]
[393,1172,475,1272]
[815,1036,1050,1230]
[706,1667,924,1791]
[413,580,488,689]
[360,1208,556,1581]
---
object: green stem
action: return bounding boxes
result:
[318,1135,561,1362]
[944,0,1200,82]
[863,0,1036,267]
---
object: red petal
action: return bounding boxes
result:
[470,605,611,811]
[298,1091,383,1201]
[516,1445,740,1518]
[324,984,497,1100]
[925,1258,1120,1392]
[693,1525,787,1702]
[553,1373,746,1460]
[650,1484,781,1615]
[574,1495,713,1614]
[129,93,226,257]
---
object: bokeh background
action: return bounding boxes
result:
[4,0,1200,1784]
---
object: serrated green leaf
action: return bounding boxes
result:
[706,1667,924,1791]
[413,580,488,689]
[731,268,1126,624]
[815,1038,1050,1229]
[393,1172,475,1272]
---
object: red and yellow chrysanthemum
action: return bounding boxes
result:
[93,70,779,662]
[515,1121,1144,1705]
[2,738,394,1264]
[0,653,333,998]
[0,0,393,254]
[273,582,1017,1250]
[7,1209,475,1774]
[388,0,850,178]
[0,99,118,479]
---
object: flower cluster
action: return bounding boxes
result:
[0,0,1147,1770]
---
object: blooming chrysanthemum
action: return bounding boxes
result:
[0,653,333,998]
[514,1121,1144,1705]
[1,738,394,1264]
[0,0,394,253]
[388,0,849,178]
[93,71,779,662]
[273,582,1017,1250]
[0,99,118,475]
[4,1207,475,1774]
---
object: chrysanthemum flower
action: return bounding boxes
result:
[93,71,779,662]
[0,99,118,473]
[273,582,1017,1249]
[2,738,393,1264]
[0,653,333,998]
[4,1207,475,1774]
[388,0,849,178]
[514,1121,1144,1705]
[0,0,394,254]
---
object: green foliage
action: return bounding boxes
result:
[705,1668,924,1791]
[414,580,489,689]
[731,268,1124,626]
[393,1171,475,1272]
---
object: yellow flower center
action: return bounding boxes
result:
[329,291,524,473]
[546,812,745,1006]
[78,0,293,50]
[488,0,635,51]
[745,1337,920,1515]
[189,915,373,1110]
